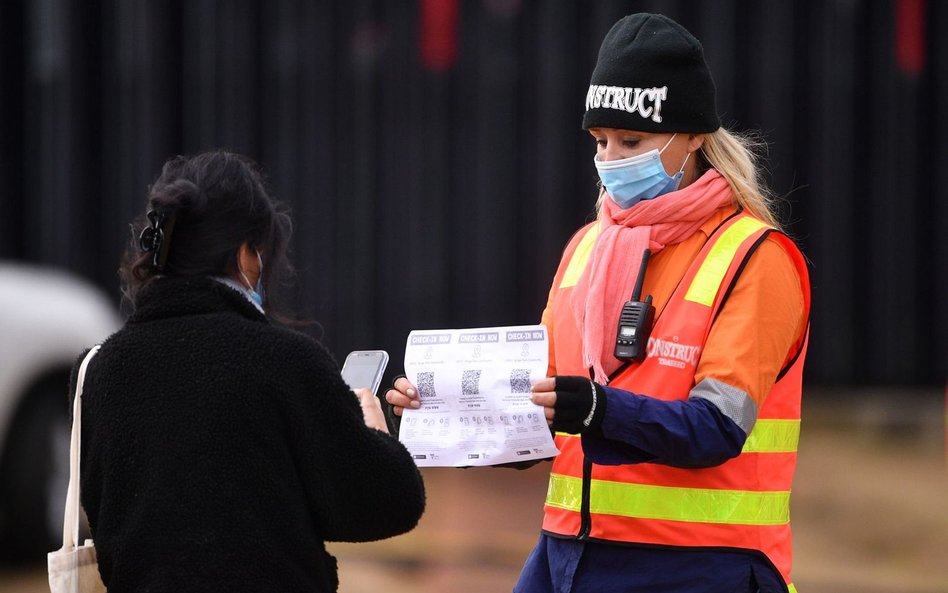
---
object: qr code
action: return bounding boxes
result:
[416,372,436,398]
[510,369,532,393]
[461,369,482,395]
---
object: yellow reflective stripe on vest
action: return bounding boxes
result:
[546,473,790,525]
[546,470,585,510]
[788,584,798,593]
[559,225,600,288]
[742,419,801,453]
[684,217,770,306]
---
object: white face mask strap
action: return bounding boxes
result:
[659,133,677,154]
[659,133,690,174]
[239,269,254,292]
[238,249,263,292]
[678,150,691,173]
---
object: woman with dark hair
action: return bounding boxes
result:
[121,151,293,313]
[74,151,425,592]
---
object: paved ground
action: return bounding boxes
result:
[2,389,946,593]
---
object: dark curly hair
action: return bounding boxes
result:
[120,151,294,314]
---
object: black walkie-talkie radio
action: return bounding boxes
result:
[614,249,655,362]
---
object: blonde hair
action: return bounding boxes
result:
[594,128,784,233]
[699,127,783,232]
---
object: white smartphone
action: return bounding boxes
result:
[340,350,390,395]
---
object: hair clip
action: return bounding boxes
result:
[138,210,175,270]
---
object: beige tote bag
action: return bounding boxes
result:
[48,345,107,593]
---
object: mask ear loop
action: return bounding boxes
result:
[677,151,691,174]
[658,133,690,175]
[658,133,678,154]
[238,269,254,292]
[238,250,264,292]
[238,248,253,292]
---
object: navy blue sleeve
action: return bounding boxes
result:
[580,386,747,468]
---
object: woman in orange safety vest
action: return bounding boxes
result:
[387,12,810,593]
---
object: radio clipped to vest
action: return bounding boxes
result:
[614,249,655,362]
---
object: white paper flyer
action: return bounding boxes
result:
[398,324,559,467]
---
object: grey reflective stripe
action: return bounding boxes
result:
[689,378,758,435]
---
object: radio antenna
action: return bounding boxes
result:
[630,249,651,301]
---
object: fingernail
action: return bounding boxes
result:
[411,400,421,408]
[407,388,415,397]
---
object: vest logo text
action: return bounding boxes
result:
[647,336,701,369]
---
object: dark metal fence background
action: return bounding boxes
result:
[1,0,945,387]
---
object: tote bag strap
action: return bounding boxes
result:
[60,345,101,551]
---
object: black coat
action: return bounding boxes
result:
[71,276,425,592]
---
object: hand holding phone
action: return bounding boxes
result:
[340,350,389,395]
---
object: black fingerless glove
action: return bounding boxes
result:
[551,375,607,434]
[383,374,407,436]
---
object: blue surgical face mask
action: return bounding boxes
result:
[594,134,690,209]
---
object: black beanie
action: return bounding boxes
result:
[582,13,720,133]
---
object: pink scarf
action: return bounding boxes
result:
[570,169,734,383]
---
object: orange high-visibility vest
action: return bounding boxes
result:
[542,212,810,592]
